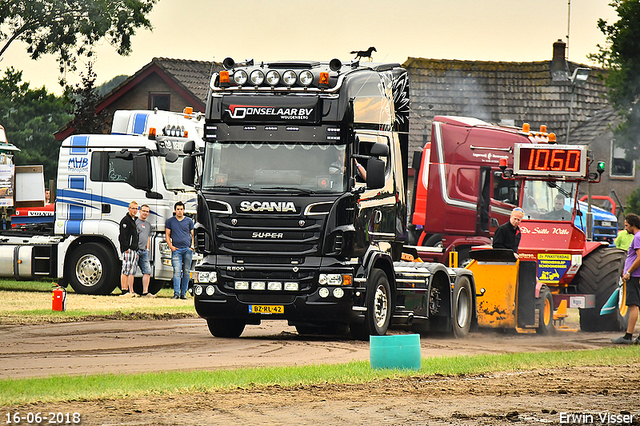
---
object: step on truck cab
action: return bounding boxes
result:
[183,57,477,339]
[0,108,204,295]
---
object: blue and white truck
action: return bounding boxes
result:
[0,109,203,295]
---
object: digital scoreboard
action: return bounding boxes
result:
[513,144,588,178]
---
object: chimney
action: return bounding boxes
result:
[550,39,569,82]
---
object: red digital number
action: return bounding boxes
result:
[565,150,580,171]
[524,148,581,172]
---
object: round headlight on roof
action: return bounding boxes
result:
[299,70,313,86]
[233,70,248,86]
[250,70,265,86]
[266,70,280,86]
[282,70,297,86]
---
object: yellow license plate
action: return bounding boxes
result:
[249,305,284,314]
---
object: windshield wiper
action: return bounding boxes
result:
[261,187,316,194]
[210,186,256,194]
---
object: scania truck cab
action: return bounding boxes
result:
[183,57,476,339]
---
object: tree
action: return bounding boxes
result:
[0,67,72,182]
[589,0,640,162]
[68,62,110,135]
[0,0,156,73]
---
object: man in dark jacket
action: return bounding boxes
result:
[119,201,139,296]
[493,207,524,258]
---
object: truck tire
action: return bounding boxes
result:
[66,242,119,295]
[206,318,246,338]
[575,247,626,332]
[452,277,473,338]
[350,269,392,340]
[536,285,555,335]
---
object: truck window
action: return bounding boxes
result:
[493,172,520,206]
[90,151,146,187]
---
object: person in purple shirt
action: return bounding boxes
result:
[165,201,194,300]
[612,213,640,344]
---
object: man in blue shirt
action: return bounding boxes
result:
[165,201,194,299]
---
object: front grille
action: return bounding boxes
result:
[215,215,323,255]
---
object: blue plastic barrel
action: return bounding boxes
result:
[369,334,421,370]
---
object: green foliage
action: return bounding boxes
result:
[68,62,110,135]
[625,186,640,215]
[1,347,638,406]
[589,0,640,161]
[97,74,129,97]
[0,0,157,73]
[0,67,71,182]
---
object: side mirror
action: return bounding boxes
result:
[131,155,150,190]
[182,155,196,186]
[165,151,179,163]
[183,140,196,154]
[370,142,389,157]
[366,158,385,190]
[116,149,133,160]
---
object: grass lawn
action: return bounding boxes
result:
[0,279,196,324]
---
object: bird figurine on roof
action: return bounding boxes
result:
[350,47,376,61]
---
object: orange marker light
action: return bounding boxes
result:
[219,71,230,84]
[184,106,193,117]
[148,127,157,140]
[540,125,547,133]
[548,133,556,143]
[522,123,530,133]
[319,72,329,85]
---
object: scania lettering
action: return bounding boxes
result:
[0,108,204,295]
[239,201,296,212]
[183,56,477,339]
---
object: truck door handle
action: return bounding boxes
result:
[374,210,382,224]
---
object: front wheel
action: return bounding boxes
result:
[536,285,555,335]
[66,242,119,295]
[351,269,392,340]
[576,247,626,331]
[452,277,473,338]
[206,318,246,338]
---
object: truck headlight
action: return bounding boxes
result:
[319,273,344,286]
[266,70,280,86]
[233,70,248,86]
[194,285,203,296]
[299,70,313,86]
[250,70,265,86]
[195,271,217,283]
[283,70,297,86]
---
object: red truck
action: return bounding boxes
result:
[410,116,626,332]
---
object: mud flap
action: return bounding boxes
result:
[516,260,537,328]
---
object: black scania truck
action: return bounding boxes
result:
[182,57,477,339]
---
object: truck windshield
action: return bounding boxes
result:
[522,180,575,221]
[202,142,348,193]
[159,156,193,191]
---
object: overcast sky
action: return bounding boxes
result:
[0,0,619,94]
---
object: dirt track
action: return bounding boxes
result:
[2,319,640,425]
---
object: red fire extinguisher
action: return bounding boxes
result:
[52,284,67,311]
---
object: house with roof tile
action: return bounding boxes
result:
[55,44,638,214]
[55,57,221,141]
